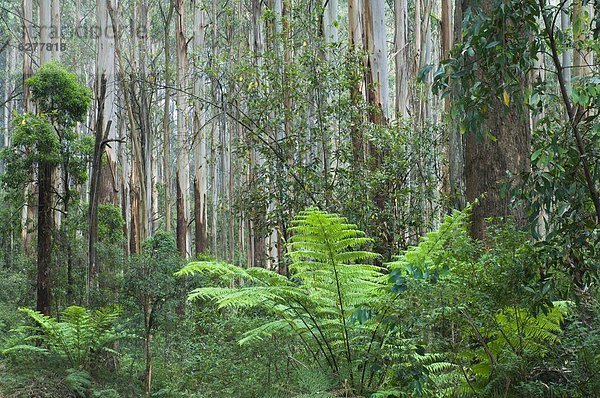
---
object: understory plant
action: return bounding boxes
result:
[383,209,574,397]
[177,209,386,394]
[3,305,123,371]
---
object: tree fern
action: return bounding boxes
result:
[3,305,123,370]
[459,301,571,394]
[177,208,384,393]
[387,208,472,286]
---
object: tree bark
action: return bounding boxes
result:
[175,0,190,258]
[464,101,530,240]
[36,162,53,316]
[394,0,409,118]
[51,0,60,59]
[364,0,389,124]
[39,0,52,64]
[193,0,208,256]
[97,0,119,206]
[348,0,366,164]
[21,0,35,256]
[463,0,531,240]
[161,2,174,232]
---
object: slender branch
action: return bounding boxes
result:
[539,0,600,223]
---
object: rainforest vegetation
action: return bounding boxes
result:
[0,0,598,396]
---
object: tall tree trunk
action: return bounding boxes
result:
[348,0,366,164]
[89,0,118,295]
[364,0,389,125]
[21,0,35,255]
[440,0,454,207]
[193,0,208,256]
[36,162,53,315]
[143,302,153,397]
[51,0,60,59]
[39,0,52,64]
[107,0,147,254]
[175,0,190,257]
[96,0,118,207]
[36,0,54,315]
[138,0,153,240]
[463,0,530,240]
[394,0,409,118]
[448,0,465,210]
[161,2,174,232]
[22,0,33,111]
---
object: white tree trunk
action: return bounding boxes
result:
[51,0,60,59]
[96,0,118,204]
[175,0,191,257]
[365,0,390,121]
[394,0,409,118]
[193,0,208,255]
[39,0,52,64]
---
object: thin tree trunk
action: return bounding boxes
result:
[161,2,174,232]
[448,0,465,210]
[175,0,190,257]
[21,0,34,255]
[39,0,52,64]
[143,302,153,397]
[193,0,208,256]
[36,162,53,316]
[51,0,60,59]
[364,0,389,124]
[394,0,409,118]
[88,0,118,294]
[348,0,366,164]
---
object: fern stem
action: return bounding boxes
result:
[318,217,355,387]
[289,300,340,374]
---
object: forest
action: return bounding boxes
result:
[0,0,598,396]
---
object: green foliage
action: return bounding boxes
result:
[178,209,385,393]
[433,0,539,136]
[521,69,599,290]
[145,306,298,398]
[5,63,94,218]
[98,204,125,244]
[0,113,60,190]
[374,337,460,398]
[125,231,182,329]
[3,305,123,370]
[26,61,92,128]
[388,208,472,290]
[379,210,582,397]
[64,368,92,396]
[460,302,571,395]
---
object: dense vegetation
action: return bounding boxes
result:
[0,0,598,396]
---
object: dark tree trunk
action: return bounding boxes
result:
[194,180,207,256]
[448,0,466,211]
[36,162,53,316]
[462,0,531,240]
[464,96,530,240]
[176,171,186,257]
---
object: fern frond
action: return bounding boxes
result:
[5,305,122,370]
[176,261,252,282]
[180,208,386,390]
[2,344,49,355]
[238,319,295,345]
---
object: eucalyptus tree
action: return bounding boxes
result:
[89,0,118,293]
[440,0,533,240]
[175,0,191,258]
[1,63,91,315]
